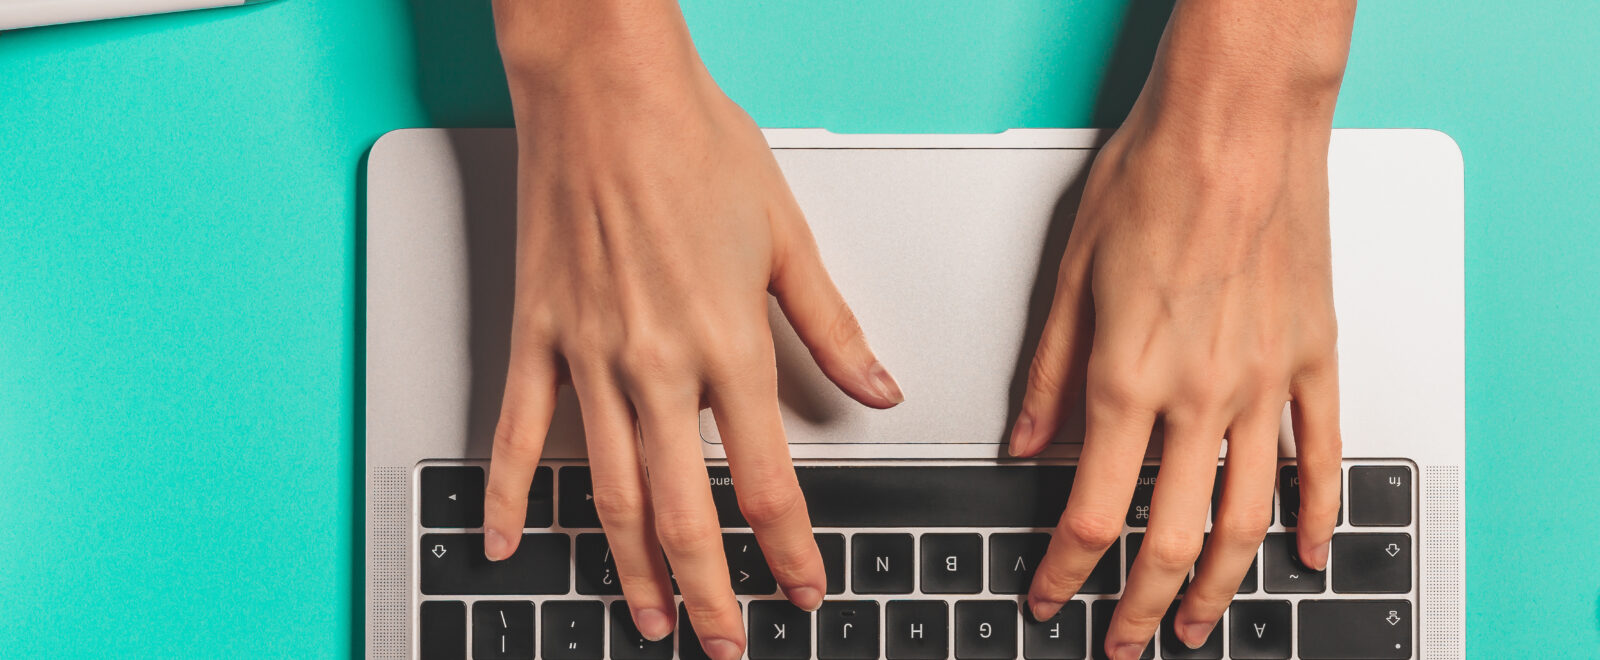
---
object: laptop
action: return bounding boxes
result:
[365,128,1464,659]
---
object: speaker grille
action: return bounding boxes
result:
[1421,465,1464,658]
[369,467,409,659]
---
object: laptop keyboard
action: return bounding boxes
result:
[413,460,1417,659]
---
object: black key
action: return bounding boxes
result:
[885,600,948,660]
[1348,466,1412,526]
[748,600,811,660]
[1157,602,1220,659]
[1227,600,1290,660]
[421,466,483,528]
[1261,533,1324,594]
[573,533,621,595]
[816,533,846,595]
[818,601,879,660]
[419,600,466,660]
[1126,466,1158,527]
[541,600,603,660]
[1125,533,1186,593]
[1298,600,1411,659]
[608,601,672,660]
[1277,465,1342,527]
[1331,533,1412,593]
[988,533,1047,595]
[420,533,569,595]
[472,600,533,660]
[1209,464,1271,526]
[524,466,554,527]
[725,533,778,595]
[1081,539,1123,595]
[853,533,914,594]
[955,600,1018,660]
[1090,601,1151,660]
[1023,600,1085,660]
[558,467,600,528]
[677,603,710,660]
[921,533,983,594]
[712,466,1076,527]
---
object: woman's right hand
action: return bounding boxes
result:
[484,3,904,659]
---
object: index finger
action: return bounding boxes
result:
[483,353,560,561]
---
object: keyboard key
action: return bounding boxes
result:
[1331,533,1412,593]
[795,466,1076,527]
[1227,600,1290,660]
[748,600,811,659]
[420,533,569,595]
[608,601,672,660]
[558,467,600,528]
[1348,466,1412,526]
[988,533,1047,595]
[1125,533,1187,593]
[1298,600,1411,659]
[1261,533,1324,594]
[472,600,533,660]
[954,600,1018,660]
[921,533,983,594]
[1081,540,1122,595]
[816,533,846,595]
[573,533,621,595]
[421,466,483,528]
[1090,601,1151,660]
[725,533,778,595]
[886,600,948,660]
[419,600,466,660]
[1126,466,1159,527]
[1023,599,1085,660]
[524,466,554,527]
[818,601,879,660]
[853,533,914,594]
[1277,465,1342,527]
[541,600,603,660]
[1157,602,1220,659]
[676,603,712,660]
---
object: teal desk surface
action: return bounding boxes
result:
[1,1,1595,656]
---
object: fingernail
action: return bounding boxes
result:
[483,528,510,561]
[1111,642,1146,660]
[633,608,672,642]
[786,585,823,612]
[867,361,905,405]
[1180,622,1214,648]
[702,638,743,660]
[1008,413,1035,457]
[1028,598,1062,622]
[1307,541,1330,571]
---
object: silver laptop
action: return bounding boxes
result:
[365,128,1464,659]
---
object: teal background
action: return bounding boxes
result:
[1,0,1595,656]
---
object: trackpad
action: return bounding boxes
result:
[698,148,1094,445]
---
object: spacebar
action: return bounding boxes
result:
[708,465,1074,528]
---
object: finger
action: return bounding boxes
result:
[1027,370,1156,620]
[1174,408,1279,648]
[633,387,745,660]
[570,366,676,641]
[483,350,560,561]
[768,213,904,409]
[1105,419,1224,658]
[1291,364,1342,570]
[709,338,827,611]
[1010,255,1092,457]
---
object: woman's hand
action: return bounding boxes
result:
[485,3,902,659]
[1010,2,1355,657]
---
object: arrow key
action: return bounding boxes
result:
[724,533,778,595]
[1331,533,1412,594]
[1227,600,1290,659]
[421,466,483,528]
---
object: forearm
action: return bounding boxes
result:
[1130,0,1357,149]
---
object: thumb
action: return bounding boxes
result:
[769,220,904,409]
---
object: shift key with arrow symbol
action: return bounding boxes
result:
[721,533,777,595]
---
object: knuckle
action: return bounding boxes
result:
[1114,607,1167,633]
[615,573,667,599]
[653,510,722,555]
[1211,512,1271,548]
[1026,357,1065,399]
[492,418,542,462]
[1063,511,1124,550]
[1087,370,1145,413]
[590,484,647,528]
[1031,564,1083,599]
[617,336,691,384]
[827,301,866,353]
[681,599,738,626]
[737,485,806,528]
[483,484,527,514]
[1143,531,1205,570]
